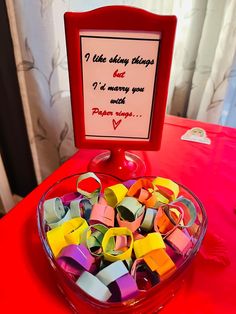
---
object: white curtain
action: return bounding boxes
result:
[220,52,236,127]
[5,0,236,183]
[6,0,76,183]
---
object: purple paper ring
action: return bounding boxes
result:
[57,244,96,276]
[109,273,138,301]
[61,192,80,206]
[122,179,136,189]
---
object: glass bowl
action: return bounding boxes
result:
[37,173,207,314]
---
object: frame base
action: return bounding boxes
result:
[88,148,146,180]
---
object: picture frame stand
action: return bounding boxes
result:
[64,6,177,178]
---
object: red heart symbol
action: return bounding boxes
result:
[112,119,122,130]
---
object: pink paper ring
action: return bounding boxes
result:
[116,211,144,233]
[89,203,115,227]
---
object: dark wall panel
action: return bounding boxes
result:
[0,0,37,196]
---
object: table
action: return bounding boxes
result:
[1,115,236,313]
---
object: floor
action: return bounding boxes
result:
[0,194,23,218]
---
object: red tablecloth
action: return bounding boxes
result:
[1,115,236,313]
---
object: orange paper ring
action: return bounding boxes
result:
[154,206,181,234]
[143,248,176,280]
[127,178,155,198]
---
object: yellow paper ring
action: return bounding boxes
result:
[104,184,128,208]
[46,217,88,257]
[152,177,179,201]
[102,227,133,262]
[133,232,166,259]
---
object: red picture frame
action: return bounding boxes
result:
[64,6,176,151]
